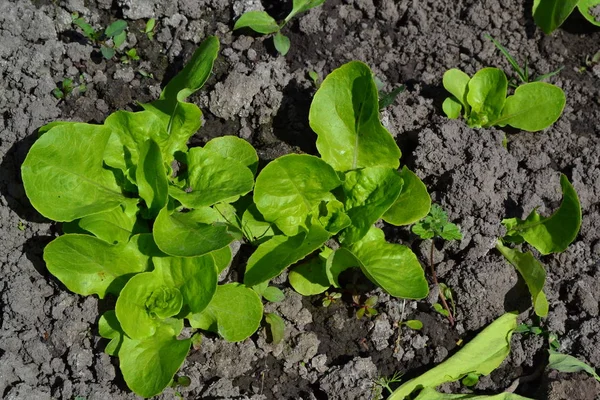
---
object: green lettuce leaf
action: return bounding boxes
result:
[533,0,580,34]
[309,61,401,171]
[443,68,471,114]
[244,223,331,286]
[495,82,566,132]
[168,147,254,208]
[413,387,533,400]
[578,0,600,27]
[136,139,169,218]
[347,227,429,299]
[115,272,183,339]
[466,68,507,128]
[188,283,263,342]
[43,233,153,298]
[253,154,341,236]
[98,310,123,356]
[383,167,432,226]
[22,123,126,221]
[339,167,403,244]
[62,198,143,244]
[142,36,219,157]
[496,240,549,317]
[103,110,169,176]
[119,319,190,398]
[153,207,234,257]
[289,247,332,296]
[203,136,259,175]
[389,312,518,400]
[502,174,581,255]
[153,254,218,314]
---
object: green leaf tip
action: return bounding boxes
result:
[502,174,581,255]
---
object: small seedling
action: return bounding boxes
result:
[308,70,321,88]
[354,295,378,319]
[322,291,341,307]
[191,333,202,350]
[52,78,73,99]
[265,312,285,344]
[121,48,140,64]
[234,0,326,56]
[372,371,403,400]
[17,221,26,231]
[579,50,600,72]
[138,70,155,79]
[143,18,156,41]
[401,320,423,330]
[442,65,566,132]
[413,204,462,326]
[485,34,563,87]
[71,14,130,60]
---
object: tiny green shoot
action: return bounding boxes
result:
[144,18,156,41]
[353,295,378,319]
[308,70,321,88]
[17,221,26,231]
[234,0,326,56]
[413,204,462,326]
[485,34,563,87]
[372,371,403,400]
[322,291,341,307]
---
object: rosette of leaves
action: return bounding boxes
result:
[21,37,264,398]
[496,174,581,318]
[238,61,432,301]
[442,67,566,132]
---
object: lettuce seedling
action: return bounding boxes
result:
[496,174,581,318]
[533,0,600,34]
[22,37,265,398]
[233,0,325,55]
[442,66,566,132]
[241,61,432,304]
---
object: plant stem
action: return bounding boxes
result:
[394,299,406,353]
[430,240,455,327]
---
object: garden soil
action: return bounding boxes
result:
[1,0,600,399]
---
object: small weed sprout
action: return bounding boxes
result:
[371,371,403,400]
[71,14,134,61]
[354,295,378,319]
[143,18,156,41]
[412,204,462,326]
[485,34,563,87]
[322,291,341,307]
[234,0,326,56]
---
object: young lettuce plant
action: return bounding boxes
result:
[496,174,581,318]
[533,0,600,34]
[21,37,265,398]
[233,0,325,55]
[442,65,566,132]
[236,61,433,307]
